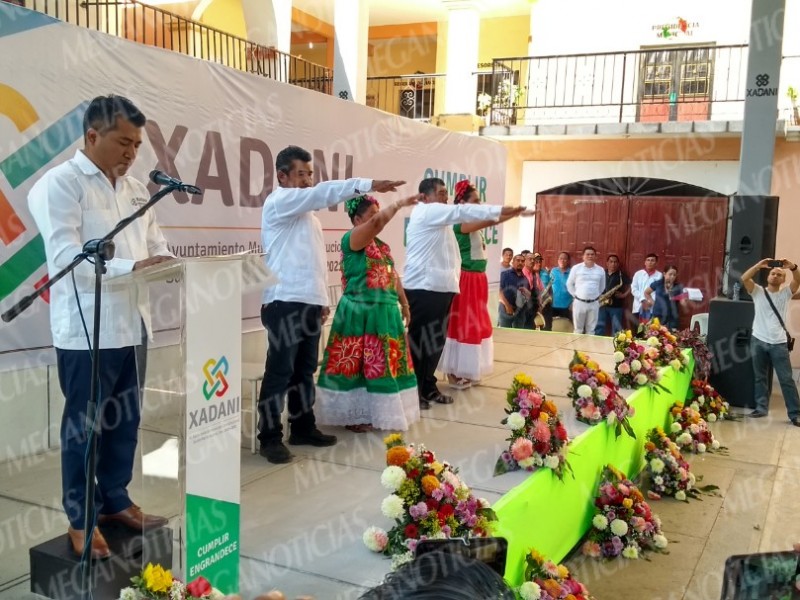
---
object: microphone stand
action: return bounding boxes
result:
[2,183,180,600]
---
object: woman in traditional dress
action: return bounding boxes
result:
[316,194,420,432]
[439,179,523,389]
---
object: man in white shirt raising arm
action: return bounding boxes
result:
[258,145,404,463]
[741,258,800,426]
[403,177,530,409]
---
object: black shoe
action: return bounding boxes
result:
[791,418,800,427]
[430,393,454,405]
[419,398,431,410]
[259,440,293,464]
[288,428,337,447]
[748,410,768,418]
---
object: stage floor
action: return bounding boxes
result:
[1,328,799,599]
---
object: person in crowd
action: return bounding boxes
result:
[500,247,514,272]
[644,264,686,330]
[498,254,534,329]
[530,252,553,330]
[741,258,800,426]
[439,180,526,389]
[404,178,529,409]
[27,96,171,559]
[550,251,573,326]
[566,246,606,334]
[595,254,631,336]
[522,252,536,289]
[316,194,420,432]
[258,145,404,463]
[631,253,662,324]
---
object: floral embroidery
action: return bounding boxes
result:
[363,334,387,379]
[366,263,392,289]
[365,241,383,260]
[325,335,363,377]
[387,338,402,377]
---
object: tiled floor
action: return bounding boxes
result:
[1,328,798,599]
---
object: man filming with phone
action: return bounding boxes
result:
[741,258,800,427]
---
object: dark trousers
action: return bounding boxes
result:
[595,306,625,336]
[56,347,140,529]
[406,289,455,400]
[257,301,321,443]
[540,304,554,331]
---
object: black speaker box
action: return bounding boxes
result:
[726,195,779,298]
[707,297,771,408]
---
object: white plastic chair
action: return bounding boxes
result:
[690,312,709,335]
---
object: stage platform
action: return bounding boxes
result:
[1,328,799,600]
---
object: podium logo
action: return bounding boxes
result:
[202,356,230,400]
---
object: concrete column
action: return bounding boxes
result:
[443,0,480,114]
[240,0,292,52]
[332,0,369,103]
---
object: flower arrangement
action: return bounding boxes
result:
[568,351,635,438]
[519,548,595,600]
[675,328,712,380]
[668,404,722,454]
[644,427,696,501]
[581,465,668,560]
[119,564,224,600]
[364,434,498,568]
[494,373,571,479]
[687,379,730,422]
[612,332,663,390]
[635,318,689,370]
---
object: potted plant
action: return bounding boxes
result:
[787,86,799,125]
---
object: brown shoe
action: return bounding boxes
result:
[98,504,168,531]
[67,526,111,560]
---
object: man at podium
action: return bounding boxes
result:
[258,145,405,463]
[27,96,171,558]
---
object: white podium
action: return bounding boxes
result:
[126,253,271,594]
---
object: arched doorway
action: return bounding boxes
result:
[535,177,728,328]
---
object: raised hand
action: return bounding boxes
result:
[396,194,422,209]
[371,180,406,193]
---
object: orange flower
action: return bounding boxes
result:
[387,446,411,466]
[566,596,578,600]
[542,400,558,415]
[543,579,563,597]
[596,371,607,384]
[644,442,656,452]
[421,475,440,495]
[570,364,585,373]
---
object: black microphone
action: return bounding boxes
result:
[149,170,203,195]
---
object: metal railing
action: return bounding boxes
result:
[25,0,332,94]
[366,73,446,122]
[489,44,752,125]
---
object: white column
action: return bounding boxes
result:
[240,0,292,52]
[333,0,369,103]
[443,0,480,114]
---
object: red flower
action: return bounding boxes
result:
[425,498,440,511]
[555,422,568,442]
[404,523,419,539]
[186,576,212,598]
[365,242,383,260]
[367,263,392,289]
[421,451,435,464]
[439,504,455,518]
[363,335,387,379]
[325,335,363,377]
[407,469,420,479]
[387,338,402,377]
[379,243,392,258]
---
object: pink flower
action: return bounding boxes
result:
[533,420,551,443]
[582,541,602,557]
[363,335,386,379]
[617,362,631,375]
[511,438,534,461]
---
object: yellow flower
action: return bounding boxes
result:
[421,475,440,495]
[652,317,661,326]
[515,373,533,386]
[539,412,550,423]
[528,548,545,564]
[557,564,570,579]
[383,433,403,448]
[622,498,633,509]
[587,360,599,371]
[616,332,627,342]
[626,330,632,339]
[142,563,173,594]
[431,461,444,475]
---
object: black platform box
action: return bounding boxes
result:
[30,525,172,600]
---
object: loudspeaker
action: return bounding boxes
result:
[707,297,770,408]
[726,195,779,298]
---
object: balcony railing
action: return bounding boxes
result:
[366,73,447,122]
[489,44,756,126]
[25,0,332,94]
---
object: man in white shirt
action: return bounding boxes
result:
[28,96,171,559]
[566,246,606,334]
[404,177,527,408]
[258,145,404,463]
[630,253,662,323]
[741,258,800,426]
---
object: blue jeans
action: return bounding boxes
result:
[498,304,528,328]
[751,337,800,419]
[595,307,624,336]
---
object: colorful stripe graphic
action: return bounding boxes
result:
[0,3,57,39]
[0,234,45,300]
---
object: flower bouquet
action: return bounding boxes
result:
[568,351,635,439]
[120,564,224,600]
[668,404,722,454]
[636,318,689,371]
[518,548,595,600]
[581,465,668,560]
[494,373,571,479]
[687,379,730,422]
[612,333,663,390]
[644,427,718,502]
[363,434,498,568]
[675,328,712,380]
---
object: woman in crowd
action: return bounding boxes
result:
[644,264,686,329]
[440,179,523,389]
[550,251,573,328]
[316,194,420,432]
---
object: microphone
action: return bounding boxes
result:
[149,170,203,195]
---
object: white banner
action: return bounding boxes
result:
[0,4,507,372]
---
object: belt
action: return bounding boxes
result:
[575,296,600,303]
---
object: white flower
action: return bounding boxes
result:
[635,373,648,385]
[518,456,536,469]
[622,545,639,559]
[363,526,389,552]
[208,591,226,600]
[708,413,717,422]
[677,432,692,446]
[670,359,682,370]
[653,534,669,549]
[577,384,593,398]
[380,466,407,491]
[670,422,682,433]
[544,455,561,470]
[592,514,609,530]
[519,581,542,600]
[170,582,184,600]
[610,519,629,536]
[697,395,706,406]
[689,424,700,434]
[630,359,642,372]
[649,457,665,473]
[381,495,405,520]
[654,476,664,485]
[613,351,625,363]
[391,551,414,570]
[712,439,720,450]
[675,490,687,501]
[697,443,707,453]
[506,412,526,430]
[606,411,617,424]
[688,472,697,486]
[690,402,700,411]
[647,336,660,347]
[478,497,491,509]
[120,589,138,600]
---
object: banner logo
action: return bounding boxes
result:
[202,356,230,400]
